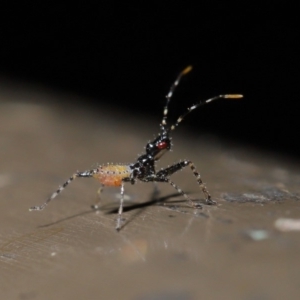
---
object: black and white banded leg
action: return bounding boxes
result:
[164,177,199,208]
[155,160,216,207]
[29,170,95,211]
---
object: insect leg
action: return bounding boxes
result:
[156,160,215,205]
[116,182,125,231]
[29,170,95,211]
[91,184,104,210]
[154,176,200,209]
[187,161,215,205]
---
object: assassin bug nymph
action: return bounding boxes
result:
[29,66,242,230]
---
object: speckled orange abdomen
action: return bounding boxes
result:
[93,164,132,186]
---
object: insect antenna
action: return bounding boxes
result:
[161,65,193,133]
[170,94,243,131]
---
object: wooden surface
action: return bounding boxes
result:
[1,82,300,300]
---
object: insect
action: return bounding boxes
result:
[29,66,242,230]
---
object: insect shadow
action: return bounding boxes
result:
[37,191,186,229]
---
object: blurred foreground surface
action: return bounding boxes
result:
[1,82,300,300]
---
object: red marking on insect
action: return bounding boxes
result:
[29,65,242,231]
[157,141,168,149]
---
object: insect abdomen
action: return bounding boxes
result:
[93,164,131,186]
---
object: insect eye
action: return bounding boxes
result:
[157,141,167,149]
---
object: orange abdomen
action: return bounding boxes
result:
[93,164,132,186]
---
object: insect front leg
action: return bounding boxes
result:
[156,160,216,206]
[154,164,199,208]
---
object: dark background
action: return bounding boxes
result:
[1,3,299,158]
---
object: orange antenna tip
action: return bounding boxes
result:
[181,65,193,75]
[223,94,243,99]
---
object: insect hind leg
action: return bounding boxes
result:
[29,170,95,211]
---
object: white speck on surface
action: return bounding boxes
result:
[246,230,269,241]
[274,218,300,232]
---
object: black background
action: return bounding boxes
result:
[1,3,299,158]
